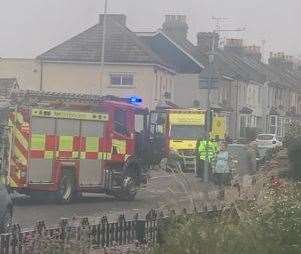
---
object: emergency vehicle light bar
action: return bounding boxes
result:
[129,96,142,105]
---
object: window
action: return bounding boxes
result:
[81,121,104,137]
[110,73,134,86]
[135,114,145,133]
[270,116,276,126]
[57,119,80,135]
[170,125,205,140]
[114,110,128,135]
[31,117,55,134]
[257,134,274,141]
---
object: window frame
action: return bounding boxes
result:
[110,73,134,86]
[113,109,128,136]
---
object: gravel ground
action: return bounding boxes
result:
[13,170,212,229]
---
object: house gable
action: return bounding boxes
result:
[37,15,172,70]
[138,32,203,74]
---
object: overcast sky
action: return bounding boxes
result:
[0,0,300,59]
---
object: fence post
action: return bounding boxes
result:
[135,219,146,244]
[157,211,167,246]
[60,218,69,241]
[101,215,109,247]
[11,224,21,254]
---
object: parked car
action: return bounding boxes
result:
[0,181,13,233]
[255,134,282,149]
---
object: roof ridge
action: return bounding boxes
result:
[37,24,98,59]
[112,21,173,68]
[37,17,174,71]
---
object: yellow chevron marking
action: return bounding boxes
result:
[44,151,54,159]
[13,127,28,150]
[14,146,27,166]
[8,176,17,188]
[16,113,24,124]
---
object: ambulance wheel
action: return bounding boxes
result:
[57,171,75,204]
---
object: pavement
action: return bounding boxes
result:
[13,170,212,229]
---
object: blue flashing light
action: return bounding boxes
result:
[129,96,143,105]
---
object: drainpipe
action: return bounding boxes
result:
[39,60,44,91]
[234,77,239,139]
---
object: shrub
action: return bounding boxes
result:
[288,136,301,180]
[151,184,301,254]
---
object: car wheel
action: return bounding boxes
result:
[1,209,12,233]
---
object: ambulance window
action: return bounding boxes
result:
[81,121,104,137]
[135,114,144,133]
[31,117,55,134]
[56,119,80,135]
[114,110,128,135]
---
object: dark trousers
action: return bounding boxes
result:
[196,159,204,178]
[214,173,231,187]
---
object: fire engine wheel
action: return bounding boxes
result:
[57,172,75,203]
[115,177,137,201]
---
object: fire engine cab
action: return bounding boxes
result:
[3,90,149,203]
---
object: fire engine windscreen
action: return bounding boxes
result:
[170,125,205,140]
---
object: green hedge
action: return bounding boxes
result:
[151,185,301,254]
[288,135,301,180]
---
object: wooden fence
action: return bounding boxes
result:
[0,205,224,254]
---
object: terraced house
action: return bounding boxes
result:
[141,14,301,139]
[1,13,301,139]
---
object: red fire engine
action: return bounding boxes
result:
[3,90,148,203]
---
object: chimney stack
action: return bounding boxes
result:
[162,15,188,42]
[197,32,219,53]
[268,52,294,70]
[245,45,262,62]
[99,14,126,26]
[224,38,244,55]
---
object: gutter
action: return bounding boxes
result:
[38,59,177,75]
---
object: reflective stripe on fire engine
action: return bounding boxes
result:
[85,137,99,152]
[31,134,46,150]
[13,126,28,150]
[30,134,111,160]
[59,136,73,151]
[32,109,109,121]
[14,146,27,166]
[16,112,24,124]
[98,152,112,160]
[112,139,126,154]
[44,151,55,159]
[7,176,17,188]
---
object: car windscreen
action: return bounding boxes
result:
[170,125,205,140]
[257,135,274,141]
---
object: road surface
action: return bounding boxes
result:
[13,171,210,229]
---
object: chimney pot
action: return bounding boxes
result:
[162,14,188,42]
[197,32,219,53]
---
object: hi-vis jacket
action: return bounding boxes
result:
[198,140,216,162]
